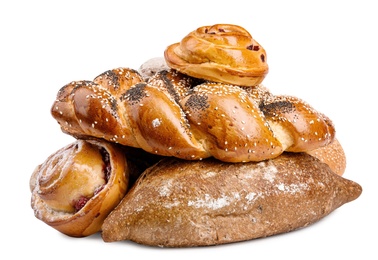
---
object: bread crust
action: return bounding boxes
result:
[51,68,335,163]
[164,24,269,86]
[101,152,361,247]
[307,138,346,176]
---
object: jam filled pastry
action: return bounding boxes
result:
[30,139,129,237]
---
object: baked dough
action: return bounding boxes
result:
[164,24,268,86]
[30,139,129,237]
[102,152,362,247]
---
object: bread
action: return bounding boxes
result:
[307,138,346,176]
[30,139,130,237]
[32,23,361,247]
[51,67,335,163]
[164,24,269,86]
[138,57,169,80]
[101,152,362,247]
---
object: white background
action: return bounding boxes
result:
[1,0,376,259]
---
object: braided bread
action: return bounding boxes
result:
[164,24,269,86]
[51,67,335,163]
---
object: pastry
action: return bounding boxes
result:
[164,24,268,86]
[30,139,129,237]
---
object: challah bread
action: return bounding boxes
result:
[164,24,269,86]
[30,139,130,237]
[51,67,335,163]
[101,152,362,247]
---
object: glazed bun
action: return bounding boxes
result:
[30,140,129,237]
[164,24,268,86]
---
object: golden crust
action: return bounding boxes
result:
[307,138,346,176]
[51,68,335,163]
[30,140,129,237]
[164,24,269,86]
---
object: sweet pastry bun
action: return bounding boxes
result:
[30,139,129,237]
[164,24,269,86]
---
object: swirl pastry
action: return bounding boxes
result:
[164,24,269,86]
[51,67,335,163]
[30,139,129,237]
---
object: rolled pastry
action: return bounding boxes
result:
[164,24,269,86]
[30,139,129,237]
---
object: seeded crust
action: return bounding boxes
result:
[50,24,336,163]
[51,67,335,163]
[101,152,362,247]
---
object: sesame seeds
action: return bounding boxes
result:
[50,66,335,163]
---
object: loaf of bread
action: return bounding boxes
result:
[51,67,335,163]
[101,152,362,247]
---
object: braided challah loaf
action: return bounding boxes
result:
[51,67,335,163]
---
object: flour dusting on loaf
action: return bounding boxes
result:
[102,153,362,247]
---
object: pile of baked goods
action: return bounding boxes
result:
[30,24,362,247]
